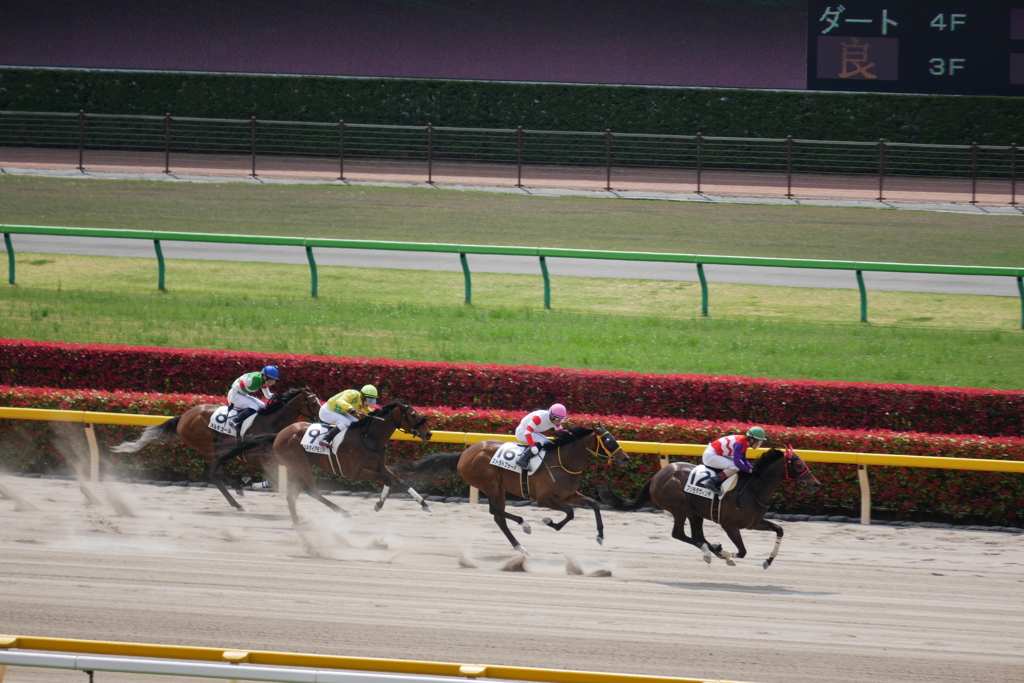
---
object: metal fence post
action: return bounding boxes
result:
[4,233,14,285]
[427,122,434,184]
[970,141,979,205]
[695,132,703,195]
[77,110,85,172]
[249,116,258,177]
[605,129,612,191]
[460,252,471,304]
[516,126,523,188]
[338,120,345,181]
[785,135,794,198]
[1009,142,1017,206]
[877,138,885,201]
[164,113,171,174]
[1018,276,1024,330]
[857,270,868,323]
[540,255,551,309]
[153,240,166,292]
[306,246,318,298]
[696,262,708,316]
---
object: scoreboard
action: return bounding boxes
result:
[807,1,1024,96]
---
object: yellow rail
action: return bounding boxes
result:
[0,634,753,683]
[2,405,1022,526]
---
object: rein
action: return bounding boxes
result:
[551,429,617,475]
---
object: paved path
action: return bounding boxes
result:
[3,166,1022,296]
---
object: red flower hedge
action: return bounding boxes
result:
[2,385,1021,527]
[3,339,1022,438]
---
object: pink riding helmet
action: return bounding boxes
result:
[549,403,567,419]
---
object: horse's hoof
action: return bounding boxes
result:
[420,503,431,513]
[763,557,774,570]
[374,501,383,512]
[725,557,737,567]
[340,510,352,519]
[515,545,531,557]
[595,536,604,546]
[541,517,553,527]
[700,543,713,564]
[522,521,532,535]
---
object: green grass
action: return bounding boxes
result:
[2,175,1023,265]
[2,253,1022,389]
[1,175,1022,390]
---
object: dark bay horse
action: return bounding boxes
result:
[601,446,821,569]
[111,386,322,511]
[400,425,629,555]
[219,399,433,524]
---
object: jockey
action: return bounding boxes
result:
[227,366,279,430]
[318,384,379,448]
[514,403,567,469]
[700,426,767,495]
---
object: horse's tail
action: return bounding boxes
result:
[600,478,655,512]
[397,452,461,477]
[110,416,182,453]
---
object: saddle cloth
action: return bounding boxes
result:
[684,464,738,499]
[489,442,543,475]
[300,422,348,455]
[208,406,257,438]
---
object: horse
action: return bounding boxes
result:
[218,399,433,524]
[600,446,821,569]
[111,386,322,511]
[398,424,629,555]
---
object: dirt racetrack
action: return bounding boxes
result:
[1,474,1022,683]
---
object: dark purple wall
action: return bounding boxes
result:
[0,0,808,89]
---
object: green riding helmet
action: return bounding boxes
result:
[361,384,379,407]
[746,426,767,442]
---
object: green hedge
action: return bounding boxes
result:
[2,67,1021,146]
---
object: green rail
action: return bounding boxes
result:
[3,224,1023,328]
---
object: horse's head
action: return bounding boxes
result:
[390,399,432,442]
[783,446,821,493]
[594,423,629,467]
[291,385,322,422]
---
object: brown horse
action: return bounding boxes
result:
[399,424,629,555]
[218,399,433,524]
[111,386,322,511]
[601,446,821,569]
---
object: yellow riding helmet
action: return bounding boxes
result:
[361,384,378,399]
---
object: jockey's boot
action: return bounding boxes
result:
[515,449,534,470]
[701,472,724,495]
[319,426,339,449]
[230,407,256,431]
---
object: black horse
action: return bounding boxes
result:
[601,446,821,569]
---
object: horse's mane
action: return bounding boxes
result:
[751,447,785,476]
[356,400,407,425]
[548,426,595,448]
[262,387,305,416]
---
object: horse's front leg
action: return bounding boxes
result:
[690,514,728,564]
[380,465,431,513]
[489,501,531,555]
[207,452,245,512]
[537,495,575,533]
[562,493,605,546]
[750,518,785,569]
[720,525,748,566]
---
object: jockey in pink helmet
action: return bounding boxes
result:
[514,403,568,469]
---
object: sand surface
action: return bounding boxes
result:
[1,475,1022,683]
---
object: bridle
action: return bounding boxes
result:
[552,427,625,474]
[393,400,429,437]
[783,445,812,485]
[270,386,321,422]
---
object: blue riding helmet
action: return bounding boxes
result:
[262,365,279,380]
